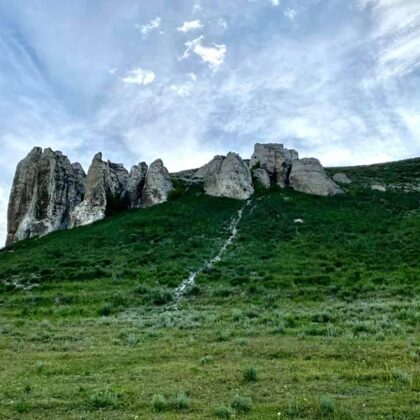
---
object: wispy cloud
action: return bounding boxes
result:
[136,17,161,37]
[180,35,227,70]
[177,19,204,33]
[359,0,420,83]
[121,68,156,86]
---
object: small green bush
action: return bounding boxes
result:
[89,390,122,410]
[146,288,173,306]
[319,395,335,415]
[14,400,31,414]
[152,394,167,412]
[98,303,113,316]
[243,366,257,382]
[171,391,190,410]
[214,405,233,418]
[231,395,252,413]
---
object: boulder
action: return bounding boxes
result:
[250,143,299,187]
[371,184,386,192]
[333,172,352,185]
[252,168,271,189]
[289,158,342,196]
[6,147,86,245]
[69,153,129,228]
[204,153,254,200]
[141,159,173,207]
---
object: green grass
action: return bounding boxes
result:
[0,159,419,418]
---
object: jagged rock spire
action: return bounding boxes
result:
[6,147,86,245]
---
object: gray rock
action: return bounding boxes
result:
[141,159,173,207]
[289,158,342,196]
[371,184,386,192]
[250,143,299,187]
[204,153,254,200]
[6,147,86,245]
[253,168,271,189]
[125,162,148,208]
[333,172,352,185]
[69,153,129,228]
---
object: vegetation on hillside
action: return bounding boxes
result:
[0,159,419,419]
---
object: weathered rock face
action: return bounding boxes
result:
[142,159,173,207]
[6,147,86,246]
[69,153,129,228]
[333,172,352,185]
[253,168,271,189]
[289,158,342,196]
[125,162,148,208]
[204,153,254,200]
[250,143,299,187]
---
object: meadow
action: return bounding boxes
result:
[0,159,419,419]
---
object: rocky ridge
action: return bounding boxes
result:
[7,143,341,245]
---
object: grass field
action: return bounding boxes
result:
[0,159,419,419]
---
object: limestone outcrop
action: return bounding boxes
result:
[333,172,352,185]
[6,147,86,246]
[249,143,299,188]
[125,162,148,208]
[69,153,129,228]
[204,153,254,200]
[142,159,173,207]
[289,158,342,196]
[7,142,346,245]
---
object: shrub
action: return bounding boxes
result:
[214,405,233,418]
[243,367,257,382]
[231,395,252,413]
[319,395,335,415]
[152,394,167,412]
[200,355,214,365]
[392,369,413,385]
[146,288,173,306]
[170,391,190,410]
[14,400,31,414]
[89,390,122,410]
[98,303,113,317]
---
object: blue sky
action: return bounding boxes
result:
[0,0,420,243]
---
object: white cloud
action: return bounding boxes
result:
[359,0,420,83]
[271,0,280,6]
[121,68,156,86]
[136,17,161,37]
[284,8,298,20]
[177,19,204,33]
[180,36,227,70]
[218,18,228,29]
[108,68,117,75]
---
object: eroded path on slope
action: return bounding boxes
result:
[173,199,252,305]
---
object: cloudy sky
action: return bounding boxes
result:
[0,0,419,244]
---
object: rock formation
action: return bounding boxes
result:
[6,142,346,245]
[204,153,254,200]
[333,172,352,185]
[69,153,129,228]
[141,159,173,207]
[253,168,271,189]
[249,143,299,188]
[125,162,148,208]
[6,147,86,246]
[289,158,342,196]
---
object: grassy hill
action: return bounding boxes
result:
[0,159,419,419]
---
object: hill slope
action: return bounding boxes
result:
[0,159,419,419]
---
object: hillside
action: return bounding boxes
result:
[0,158,419,419]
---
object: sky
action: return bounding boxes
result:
[0,0,419,244]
